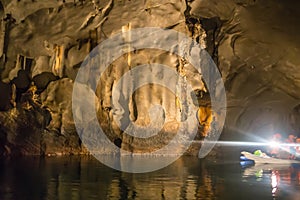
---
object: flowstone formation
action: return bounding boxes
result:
[0,0,299,156]
[0,0,212,156]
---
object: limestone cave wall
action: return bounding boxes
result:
[0,0,299,156]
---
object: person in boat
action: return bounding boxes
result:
[254,149,267,157]
[254,149,262,156]
[296,138,300,158]
[268,133,282,158]
[286,134,297,160]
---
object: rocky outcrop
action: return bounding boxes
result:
[0,98,50,156]
[40,78,85,155]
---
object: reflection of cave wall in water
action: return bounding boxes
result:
[0,157,223,199]
[0,0,300,156]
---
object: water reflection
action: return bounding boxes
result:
[1,156,300,199]
[271,170,279,197]
[0,156,221,200]
[241,162,300,200]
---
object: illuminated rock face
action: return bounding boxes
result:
[190,0,300,139]
[0,0,299,156]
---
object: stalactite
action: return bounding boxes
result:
[121,23,132,69]
[52,44,65,78]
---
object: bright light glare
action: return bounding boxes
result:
[197,140,300,148]
[269,141,279,148]
[198,141,271,146]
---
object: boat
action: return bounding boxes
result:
[241,151,300,164]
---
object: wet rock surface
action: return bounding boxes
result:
[0,0,299,156]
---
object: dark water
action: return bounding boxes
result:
[0,156,300,200]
